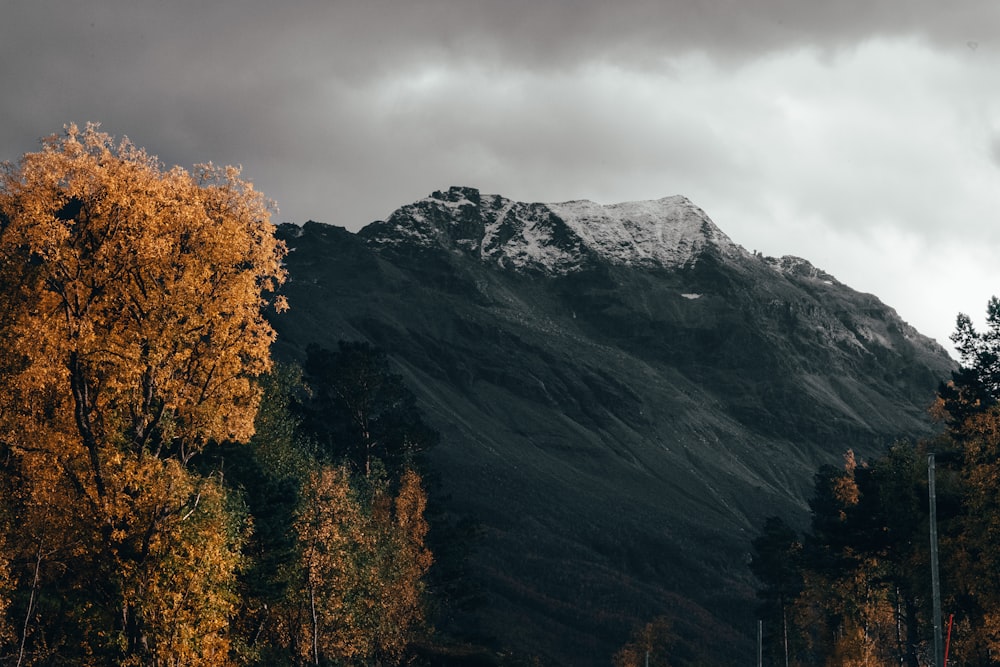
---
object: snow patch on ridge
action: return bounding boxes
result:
[362,187,749,275]
[547,195,742,270]
[497,219,576,271]
[481,199,515,254]
[766,255,840,284]
[438,195,476,210]
[480,200,586,273]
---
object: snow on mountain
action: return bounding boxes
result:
[765,254,840,284]
[363,187,748,275]
[547,195,744,270]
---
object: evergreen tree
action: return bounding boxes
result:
[763,446,933,665]
[203,364,314,665]
[299,341,437,478]
[935,297,1000,431]
[750,516,802,666]
[952,297,1000,397]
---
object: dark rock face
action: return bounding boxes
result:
[270,189,954,665]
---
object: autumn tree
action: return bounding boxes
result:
[289,464,432,666]
[373,467,434,662]
[291,342,436,663]
[203,360,436,666]
[791,457,865,664]
[292,465,369,665]
[927,298,1000,660]
[612,616,678,667]
[0,123,286,664]
[0,490,12,657]
[756,446,935,666]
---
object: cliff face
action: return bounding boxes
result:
[270,187,954,665]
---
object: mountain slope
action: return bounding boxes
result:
[270,187,954,665]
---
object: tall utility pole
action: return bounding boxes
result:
[929,454,944,667]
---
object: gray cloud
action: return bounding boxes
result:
[4,0,1000,349]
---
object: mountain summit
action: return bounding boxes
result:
[360,186,742,273]
[272,188,954,665]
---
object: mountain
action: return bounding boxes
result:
[269,186,955,665]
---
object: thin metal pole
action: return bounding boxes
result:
[758,619,763,667]
[929,454,944,667]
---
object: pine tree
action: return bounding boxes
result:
[750,516,802,666]
[299,341,437,478]
[202,364,314,665]
[934,297,1000,431]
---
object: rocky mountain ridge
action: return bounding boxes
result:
[269,188,955,665]
[360,185,942,363]
[362,186,744,273]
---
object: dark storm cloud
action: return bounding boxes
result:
[226,0,996,70]
[3,0,1000,350]
[4,0,995,125]
[2,0,994,177]
[344,0,997,67]
[2,0,996,226]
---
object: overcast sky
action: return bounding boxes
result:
[3,1,999,355]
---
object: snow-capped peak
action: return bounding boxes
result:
[362,187,745,274]
[546,195,742,270]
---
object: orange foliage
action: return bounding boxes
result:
[375,467,434,659]
[831,450,861,518]
[0,530,11,649]
[0,122,286,466]
[612,616,677,667]
[290,466,433,665]
[0,123,285,664]
[293,465,370,663]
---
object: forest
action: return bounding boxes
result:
[0,125,436,666]
[751,297,1000,666]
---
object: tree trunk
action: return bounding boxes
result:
[123,600,151,665]
[68,351,106,499]
[16,542,44,667]
[310,580,319,665]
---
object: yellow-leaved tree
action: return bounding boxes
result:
[0,123,286,665]
[293,465,369,665]
[377,467,434,660]
[290,465,433,666]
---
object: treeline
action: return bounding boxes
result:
[0,125,437,666]
[206,343,437,666]
[752,297,1000,665]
